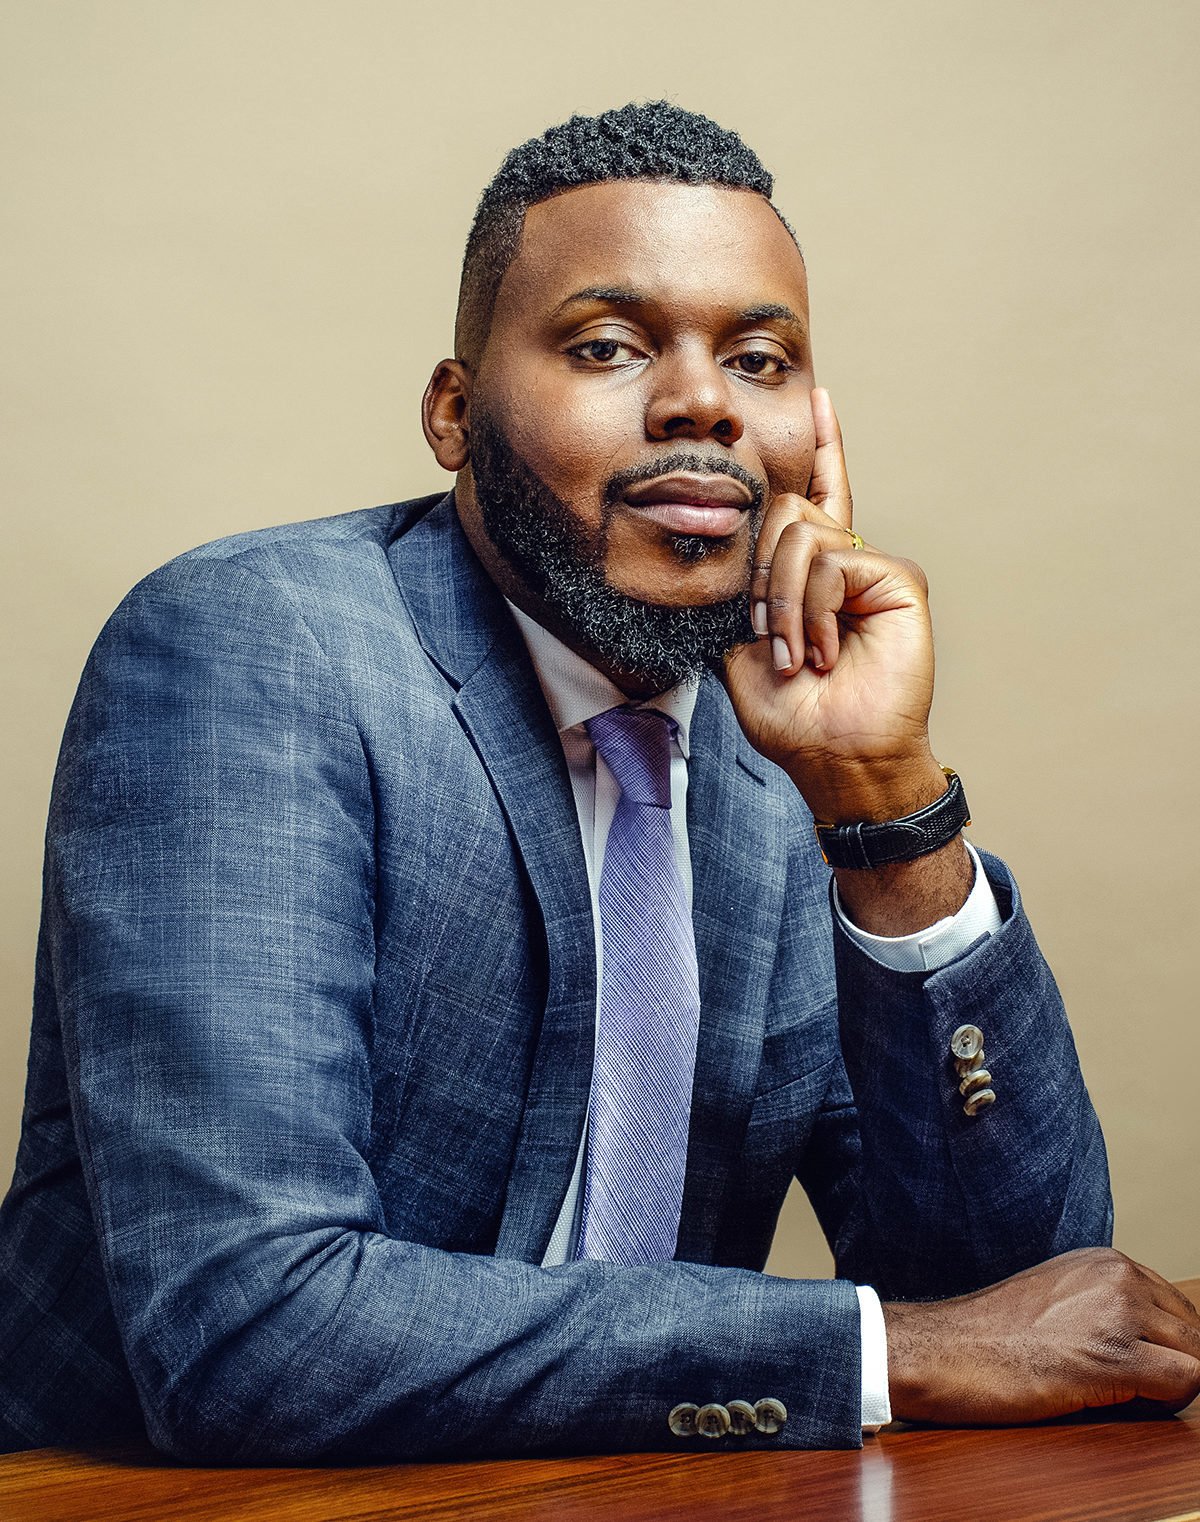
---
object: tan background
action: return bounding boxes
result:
[2,0,1198,1280]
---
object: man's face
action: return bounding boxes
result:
[455,179,818,688]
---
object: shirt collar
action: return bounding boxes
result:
[507,601,698,759]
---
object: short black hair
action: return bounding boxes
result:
[454,101,790,365]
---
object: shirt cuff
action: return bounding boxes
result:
[856,1284,891,1432]
[833,841,1002,972]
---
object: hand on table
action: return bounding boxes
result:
[883,1247,1200,1424]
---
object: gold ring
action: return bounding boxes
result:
[848,530,865,550]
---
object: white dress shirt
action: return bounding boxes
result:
[508,603,1001,1432]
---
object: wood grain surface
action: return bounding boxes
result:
[2,1278,1197,1522]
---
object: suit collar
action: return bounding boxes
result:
[386,491,509,690]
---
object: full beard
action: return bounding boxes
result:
[469,409,759,694]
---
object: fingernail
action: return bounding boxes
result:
[772,636,791,671]
[809,644,824,670]
[752,601,768,636]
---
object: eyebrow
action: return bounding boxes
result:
[738,302,803,326]
[553,286,647,313]
[552,287,806,333]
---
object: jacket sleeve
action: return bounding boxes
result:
[45,552,864,1462]
[796,855,1113,1301]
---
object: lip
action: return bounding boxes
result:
[620,472,752,538]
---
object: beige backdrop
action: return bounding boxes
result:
[2,0,1198,1281]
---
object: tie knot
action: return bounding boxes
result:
[586,707,675,808]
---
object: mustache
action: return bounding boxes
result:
[602,451,767,513]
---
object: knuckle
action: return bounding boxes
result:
[1091,1334,1136,1373]
[808,550,842,586]
[1077,1246,1126,1271]
[765,491,804,515]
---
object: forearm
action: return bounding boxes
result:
[828,850,1112,1299]
[128,1237,862,1461]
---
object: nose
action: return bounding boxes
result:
[644,342,744,446]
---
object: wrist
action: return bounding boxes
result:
[788,749,947,827]
[879,1301,937,1421]
[880,1298,974,1423]
[833,834,972,935]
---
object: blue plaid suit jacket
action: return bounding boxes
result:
[0,493,1112,1459]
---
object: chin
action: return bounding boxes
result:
[616,570,748,611]
[663,531,729,564]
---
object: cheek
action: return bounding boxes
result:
[501,376,637,499]
[761,410,818,495]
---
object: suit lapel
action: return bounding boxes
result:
[676,674,789,1264]
[388,500,791,1266]
[388,498,596,1263]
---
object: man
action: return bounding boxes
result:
[1,102,1197,1460]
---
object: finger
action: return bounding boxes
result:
[751,500,859,635]
[1126,1260,1200,1331]
[760,519,825,673]
[808,387,853,529]
[1151,1308,1200,1369]
[802,551,853,673]
[1126,1342,1200,1411]
[766,538,921,674]
[1114,1254,1200,1339]
[799,545,922,671]
[1138,1306,1200,1364]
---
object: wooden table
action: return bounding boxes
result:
[3,1280,1197,1522]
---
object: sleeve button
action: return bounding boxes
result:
[668,1402,699,1436]
[695,1403,731,1439]
[727,1399,757,1435]
[964,1087,996,1116]
[950,1024,984,1062]
[958,1068,993,1098]
[753,1397,788,1434]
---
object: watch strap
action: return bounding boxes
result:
[814,767,970,870]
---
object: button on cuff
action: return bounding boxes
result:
[753,1397,788,1434]
[727,1399,757,1435]
[696,1403,731,1439]
[668,1402,698,1437]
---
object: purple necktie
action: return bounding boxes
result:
[575,706,702,1266]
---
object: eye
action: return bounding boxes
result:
[727,350,791,378]
[567,338,643,365]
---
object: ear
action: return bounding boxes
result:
[422,360,473,472]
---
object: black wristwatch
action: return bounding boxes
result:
[814,767,970,870]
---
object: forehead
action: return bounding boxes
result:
[491,179,809,327]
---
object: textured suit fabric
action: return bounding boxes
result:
[0,493,1113,1460]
